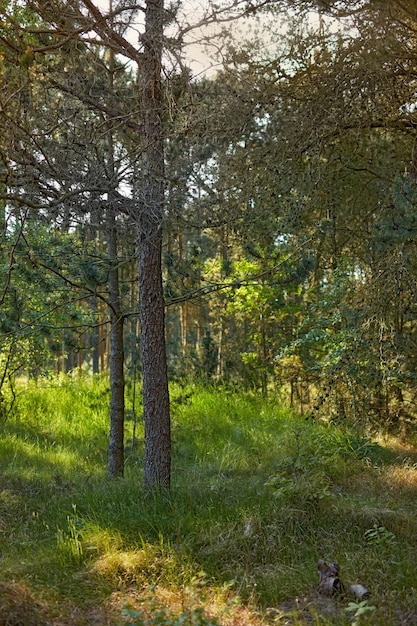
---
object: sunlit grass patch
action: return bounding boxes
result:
[91,550,154,588]
[384,460,417,494]
[117,574,265,626]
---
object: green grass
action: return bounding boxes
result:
[0,376,417,624]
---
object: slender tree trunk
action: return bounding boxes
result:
[260,311,268,398]
[91,296,100,374]
[107,19,125,478]
[107,205,125,478]
[180,301,188,356]
[99,319,106,372]
[178,232,188,357]
[139,0,171,489]
[217,312,225,379]
[77,333,83,375]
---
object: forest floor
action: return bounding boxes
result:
[0,376,417,625]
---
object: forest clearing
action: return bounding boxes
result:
[0,377,417,625]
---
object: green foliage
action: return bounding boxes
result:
[0,220,106,380]
[345,600,376,626]
[364,524,396,548]
[266,468,332,508]
[263,422,383,510]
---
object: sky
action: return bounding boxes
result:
[91,0,273,77]
[87,1,335,80]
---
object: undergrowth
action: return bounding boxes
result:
[0,375,416,625]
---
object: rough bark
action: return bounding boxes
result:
[139,0,171,489]
[106,23,125,478]
[107,205,125,478]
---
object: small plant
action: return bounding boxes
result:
[344,435,381,461]
[364,524,396,547]
[265,468,332,507]
[56,504,84,564]
[264,424,335,507]
[345,600,376,625]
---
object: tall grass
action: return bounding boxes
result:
[0,376,417,624]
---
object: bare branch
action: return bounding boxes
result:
[178,0,277,38]
[80,0,144,62]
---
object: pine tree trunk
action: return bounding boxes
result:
[139,0,171,490]
[107,27,125,479]
[107,205,125,478]
[91,295,100,374]
[180,301,188,356]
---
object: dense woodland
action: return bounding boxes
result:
[1,0,417,484]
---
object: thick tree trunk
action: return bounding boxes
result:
[139,0,171,489]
